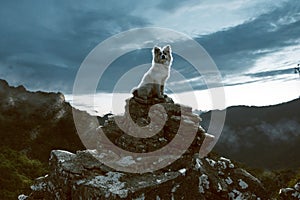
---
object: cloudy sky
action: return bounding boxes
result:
[1,0,299,112]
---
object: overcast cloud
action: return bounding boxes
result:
[0,0,299,93]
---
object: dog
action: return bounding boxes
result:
[132,45,173,100]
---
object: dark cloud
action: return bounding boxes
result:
[156,0,196,11]
[0,0,149,92]
[245,68,295,78]
[0,63,77,92]
[197,0,300,73]
[0,0,299,93]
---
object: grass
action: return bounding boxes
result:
[0,147,48,199]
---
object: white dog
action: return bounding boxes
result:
[133,45,173,99]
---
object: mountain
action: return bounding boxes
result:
[0,79,88,199]
[201,99,300,170]
[0,79,85,162]
[0,79,298,199]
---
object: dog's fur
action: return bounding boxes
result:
[133,45,173,99]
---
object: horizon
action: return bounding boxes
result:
[1,77,299,116]
[65,76,299,116]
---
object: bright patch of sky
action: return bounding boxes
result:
[134,0,289,36]
[66,77,299,115]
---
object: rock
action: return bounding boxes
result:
[132,94,174,105]
[295,182,300,191]
[26,149,268,199]
[18,194,28,200]
[279,181,300,199]
[24,96,267,199]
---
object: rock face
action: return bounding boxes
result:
[279,182,300,199]
[0,79,85,162]
[24,96,267,199]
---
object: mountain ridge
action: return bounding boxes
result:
[0,79,299,199]
[201,97,300,169]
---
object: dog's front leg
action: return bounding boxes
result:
[160,84,164,96]
[155,84,164,99]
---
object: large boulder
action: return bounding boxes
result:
[24,96,267,199]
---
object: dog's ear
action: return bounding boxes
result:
[163,45,171,53]
[153,46,160,55]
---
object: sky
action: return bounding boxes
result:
[1,0,300,113]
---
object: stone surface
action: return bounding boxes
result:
[279,181,300,199]
[25,149,268,199]
[24,96,268,199]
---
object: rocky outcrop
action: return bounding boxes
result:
[279,181,300,199]
[23,96,267,199]
[24,150,267,199]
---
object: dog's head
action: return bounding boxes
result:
[152,45,172,65]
